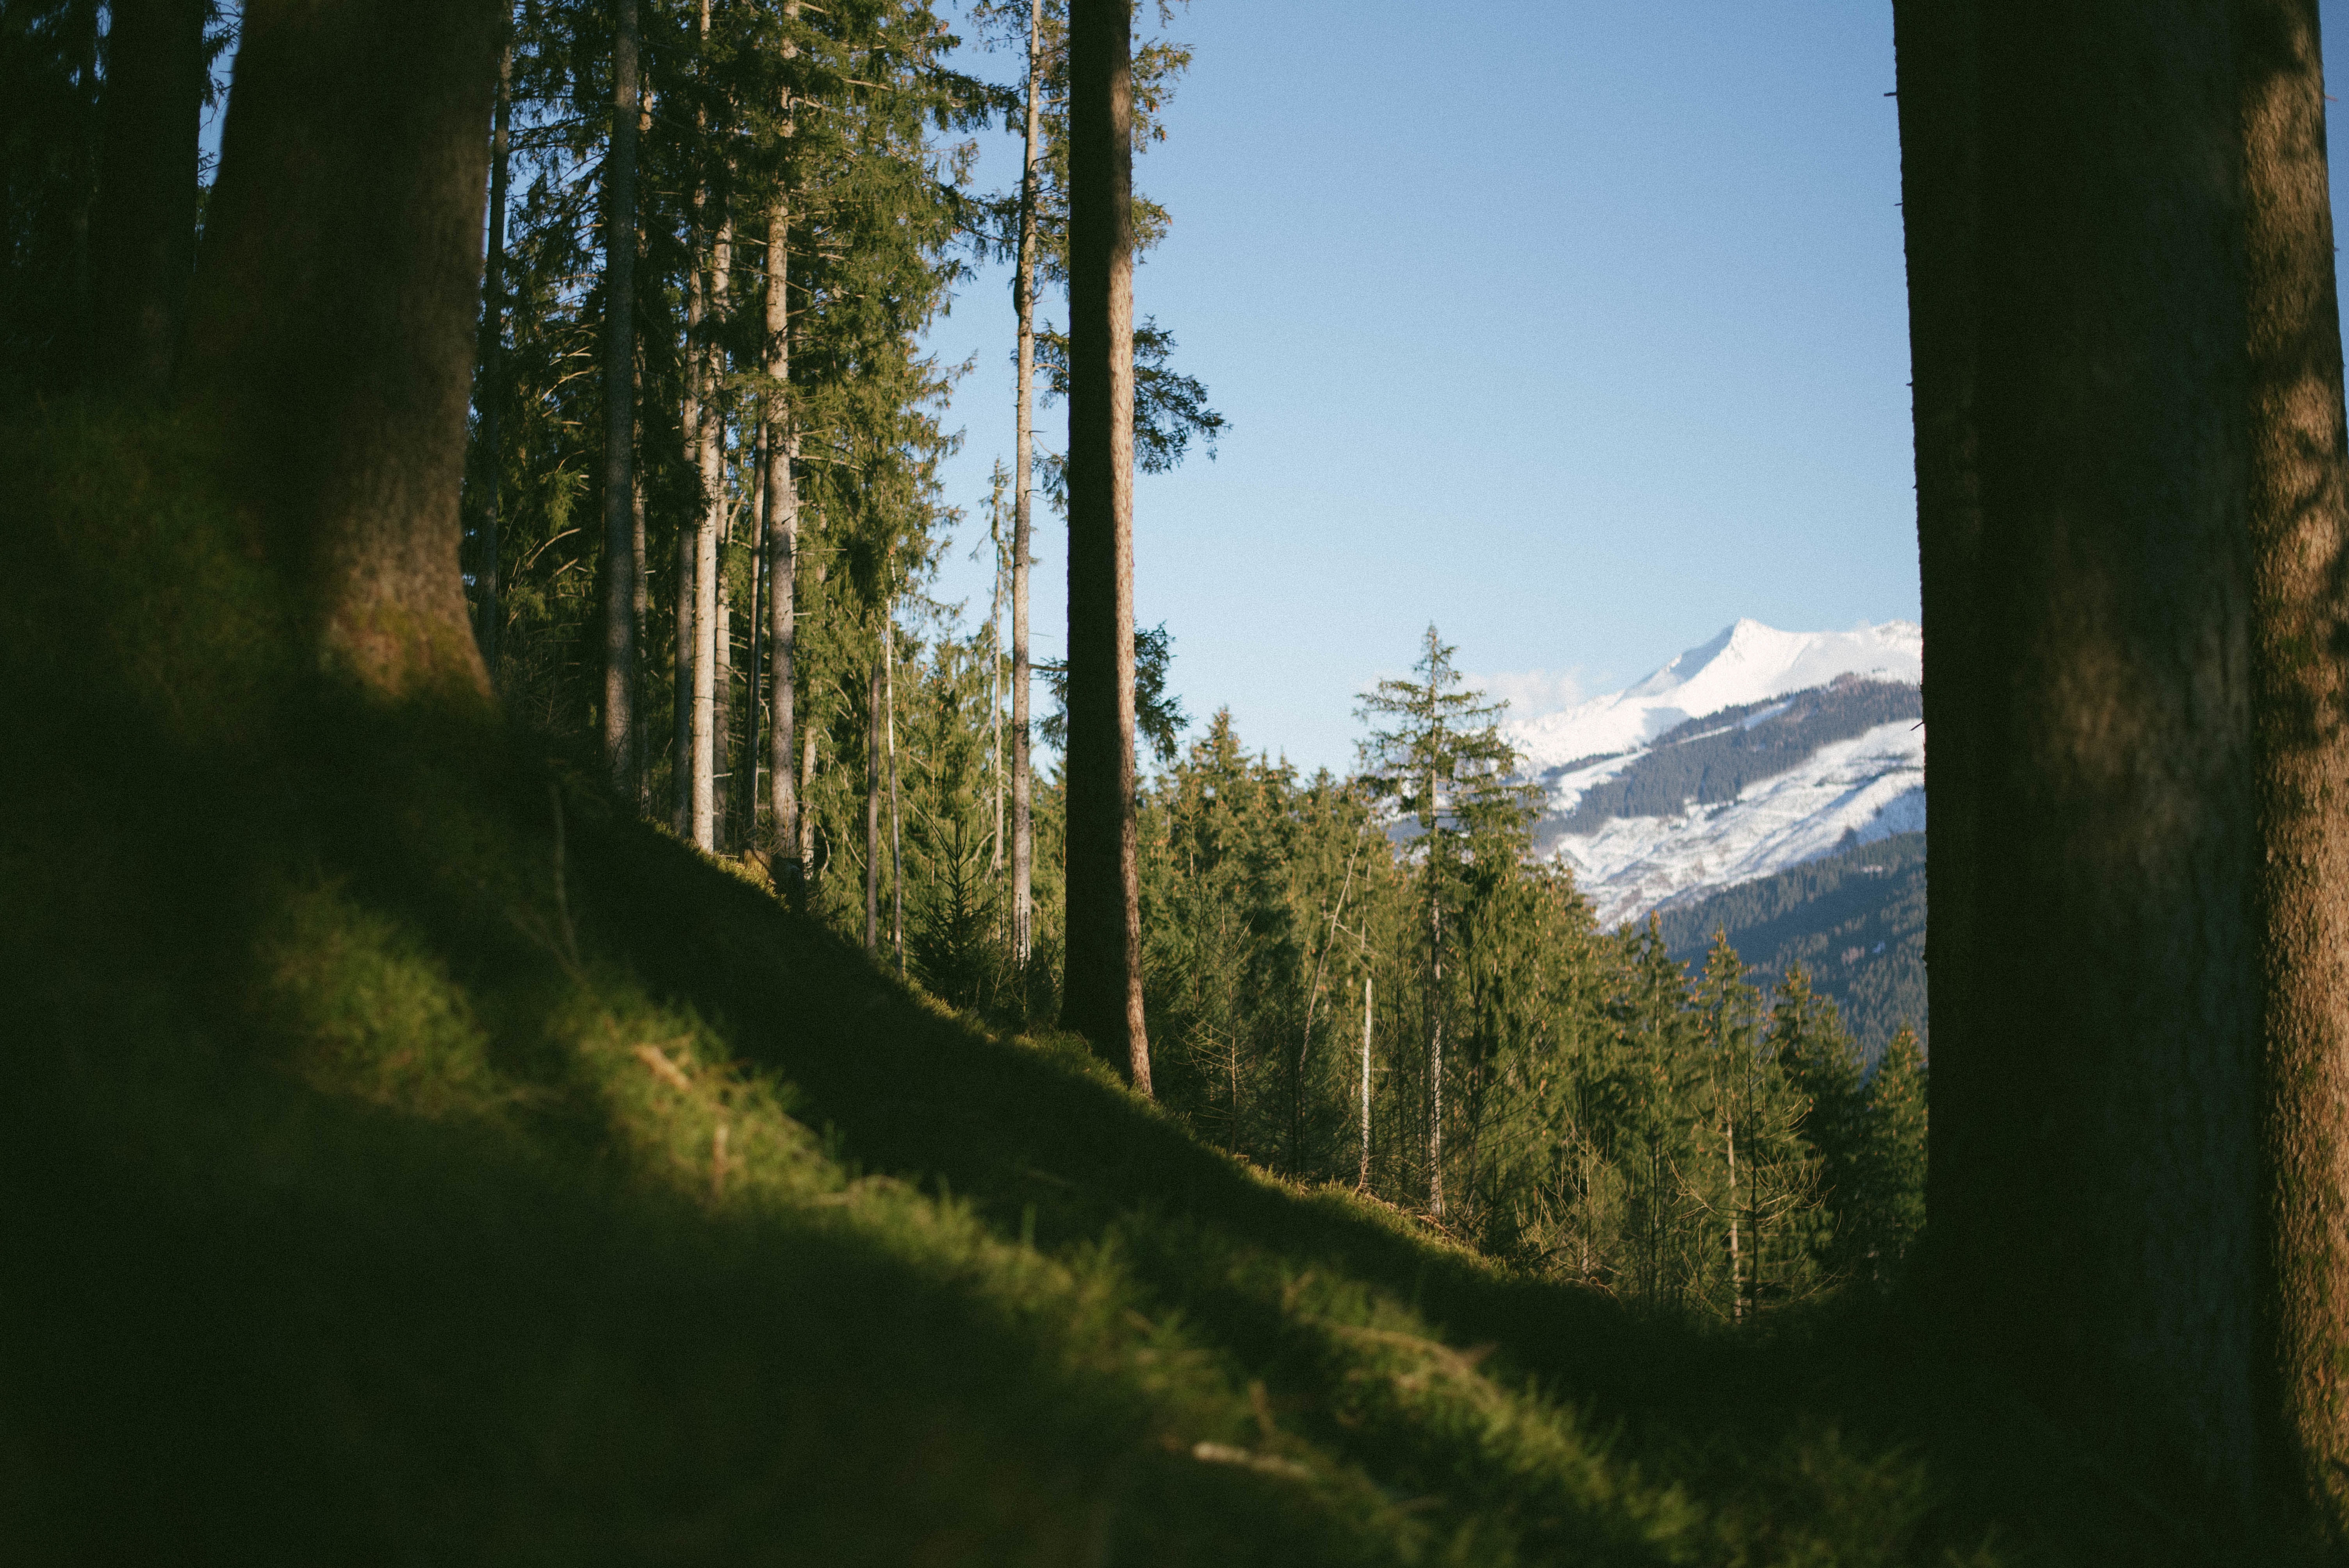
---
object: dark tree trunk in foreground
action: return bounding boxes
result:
[1952,0,2264,1516]
[2241,0,2349,1537]
[179,0,501,699]
[1060,0,1150,1094]
[1890,0,1985,1348]
[90,0,204,397]
[601,0,640,795]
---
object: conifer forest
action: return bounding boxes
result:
[7,0,2349,1561]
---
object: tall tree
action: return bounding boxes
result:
[88,0,205,396]
[1010,0,1044,965]
[763,114,802,888]
[600,0,640,792]
[1059,0,1148,1091]
[1357,626,1535,1219]
[180,0,501,699]
[1887,0,1983,1328]
[2239,0,2349,1536]
[1949,0,2262,1518]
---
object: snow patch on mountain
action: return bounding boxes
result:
[1510,618,1922,779]
[1506,620,1926,930]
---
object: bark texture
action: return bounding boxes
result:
[601,0,640,795]
[1889,0,1984,1329]
[764,193,801,888]
[1060,0,1149,1093]
[180,0,501,700]
[90,0,204,397]
[1964,0,2262,1513]
[2240,0,2349,1538]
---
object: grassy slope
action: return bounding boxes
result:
[0,410,2221,1565]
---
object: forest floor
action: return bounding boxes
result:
[0,408,2232,1564]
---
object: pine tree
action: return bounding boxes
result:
[1356,625,1540,1220]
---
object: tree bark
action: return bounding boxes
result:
[865,660,882,953]
[1061,0,1149,1094]
[887,599,904,975]
[764,191,802,890]
[692,207,731,852]
[1358,970,1372,1190]
[1427,880,1443,1220]
[1010,0,1044,967]
[1890,0,1983,1331]
[601,0,640,796]
[472,39,513,678]
[90,0,205,397]
[2239,0,2349,1537]
[179,0,501,701]
[1963,0,2262,1514]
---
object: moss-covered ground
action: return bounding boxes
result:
[0,408,2231,1564]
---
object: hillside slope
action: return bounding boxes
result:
[0,412,2212,1565]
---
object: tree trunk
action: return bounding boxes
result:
[887,600,904,975]
[632,453,649,808]
[179,0,501,701]
[1890,0,1983,1327]
[692,207,731,853]
[1428,886,1443,1220]
[601,0,638,796]
[1009,0,1044,967]
[1358,970,1372,1190]
[801,713,819,879]
[714,552,732,852]
[2239,0,2349,1536]
[764,193,802,891]
[745,436,763,849]
[472,39,512,677]
[865,660,882,953]
[1961,0,2262,1515]
[1061,0,1149,1094]
[91,0,204,397]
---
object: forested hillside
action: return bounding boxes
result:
[1658,832,1927,1064]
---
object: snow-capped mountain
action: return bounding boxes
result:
[1507,619,1925,930]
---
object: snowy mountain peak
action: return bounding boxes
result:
[1506,619,1921,775]
[1503,618,1925,930]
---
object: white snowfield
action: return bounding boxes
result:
[1505,619,1926,931]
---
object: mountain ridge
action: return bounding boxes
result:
[1505,618,1925,930]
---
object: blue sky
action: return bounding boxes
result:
[922,0,2349,776]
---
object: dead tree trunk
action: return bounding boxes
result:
[179,0,502,700]
[763,189,802,890]
[1009,0,1044,966]
[865,659,882,953]
[1358,970,1372,1190]
[1061,0,1149,1094]
[691,207,731,852]
[600,0,638,795]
